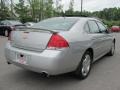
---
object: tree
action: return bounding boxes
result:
[27,0,54,21]
[0,0,120,27]
[0,0,11,20]
[69,0,74,12]
[65,0,74,16]
[44,0,54,18]
[14,0,31,22]
[54,0,63,16]
[92,8,120,21]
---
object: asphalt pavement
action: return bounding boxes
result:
[0,33,120,90]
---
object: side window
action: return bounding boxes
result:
[88,21,100,33]
[84,23,90,33]
[97,22,107,32]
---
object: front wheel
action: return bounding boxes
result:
[75,51,92,80]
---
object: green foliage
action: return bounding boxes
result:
[0,0,11,20]
[14,0,32,23]
[54,0,63,16]
[103,20,120,28]
[92,8,120,21]
[44,0,54,18]
[0,0,119,26]
[64,10,92,17]
[27,0,54,22]
[68,0,74,15]
[0,7,11,20]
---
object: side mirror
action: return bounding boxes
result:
[105,29,110,34]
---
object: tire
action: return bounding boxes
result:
[4,30,9,37]
[107,42,115,56]
[75,51,92,80]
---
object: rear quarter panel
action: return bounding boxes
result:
[58,19,93,70]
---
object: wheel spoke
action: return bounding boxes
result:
[82,55,91,76]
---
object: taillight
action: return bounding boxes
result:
[47,34,69,49]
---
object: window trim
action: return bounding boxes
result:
[86,20,101,34]
[32,18,79,31]
[84,22,90,33]
[96,21,107,33]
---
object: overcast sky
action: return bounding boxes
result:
[61,0,120,12]
[15,0,120,12]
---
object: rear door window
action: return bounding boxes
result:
[88,20,100,33]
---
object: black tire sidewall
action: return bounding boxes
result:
[75,51,92,80]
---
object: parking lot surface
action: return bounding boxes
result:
[0,33,120,90]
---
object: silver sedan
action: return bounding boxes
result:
[5,17,115,80]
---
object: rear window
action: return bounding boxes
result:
[32,17,78,31]
[0,20,22,25]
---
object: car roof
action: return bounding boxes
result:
[49,17,101,22]
[112,26,120,27]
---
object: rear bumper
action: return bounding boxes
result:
[5,42,79,75]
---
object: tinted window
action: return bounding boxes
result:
[97,22,106,32]
[32,18,78,31]
[88,21,99,33]
[88,21,100,33]
[0,20,22,25]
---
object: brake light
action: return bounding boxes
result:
[47,34,69,49]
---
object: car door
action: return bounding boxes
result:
[96,21,112,53]
[87,20,107,60]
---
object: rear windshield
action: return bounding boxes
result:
[32,17,78,31]
[0,20,22,25]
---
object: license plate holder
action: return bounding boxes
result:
[16,53,28,65]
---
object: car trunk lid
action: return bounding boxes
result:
[11,28,57,52]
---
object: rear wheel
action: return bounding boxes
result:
[4,30,9,37]
[75,51,92,80]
